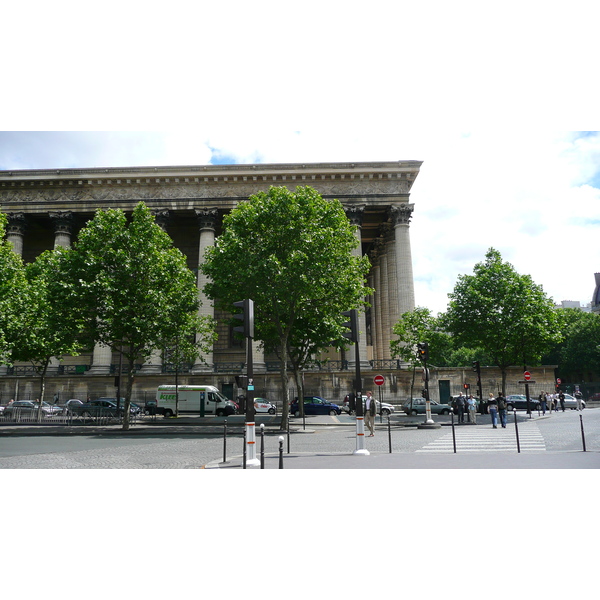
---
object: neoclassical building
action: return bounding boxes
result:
[0,161,425,404]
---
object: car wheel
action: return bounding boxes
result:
[382,408,391,416]
[329,409,337,416]
[294,411,300,417]
[506,404,514,411]
[441,409,449,415]
[163,409,174,418]
[411,410,418,416]
[82,411,92,418]
[268,408,276,415]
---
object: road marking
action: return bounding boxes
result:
[416,423,546,453]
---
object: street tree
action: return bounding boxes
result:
[61,202,215,430]
[201,186,372,425]
[0,213,29,366]
[11,249,87,419]
[444,248,562,394]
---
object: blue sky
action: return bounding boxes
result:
[1,2,599,315]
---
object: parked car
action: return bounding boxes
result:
[60,399,84,414]
[588,392,600,401]
[505,395,542,411]
[342,396,395,415]
[70,399,138,418]
[401,398,452,415]
[97,397,141,414]
[557,393,586,410]
[253,398,277,415]
[3,401,54,419]
[290,396,342,416]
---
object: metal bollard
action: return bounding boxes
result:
[223,419,227,463]
[243,427,247,469]
[260,423,265,469]
[278,436,284,469]
[388,416,392,453]
[287,416,290,453]
[514,410,520,453]
[580,414,587,452]
[451,409,457,453]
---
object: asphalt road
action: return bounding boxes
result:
[0,407,598,468]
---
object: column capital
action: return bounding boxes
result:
[195,207,219,231]
[6,212,26,235]
[344,204,366,227]
[151,208,170,231]
[49,210,73,235]
[390,203,414,226]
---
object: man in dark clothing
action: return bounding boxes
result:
[559,391,566,412]
[456,393,466,423]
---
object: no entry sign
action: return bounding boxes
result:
[374,375,385,386]
[524,371,531,381]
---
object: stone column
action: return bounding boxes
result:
[192,208,218,373]
[139,210,171,374]
[49,211,73,249]
[378,239,391,361]
[344,205,370,370]
[369,239,384,363]
[5,213,26,256]
[390,204,416,315]
[86,343,113,375]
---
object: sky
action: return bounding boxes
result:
[1,1,599,317]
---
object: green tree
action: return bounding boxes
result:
[11,249,87,419]
[201,186,372,425]
[61,202,215,429]
[444,248,563,394]
[546,309,600,381]
[0,213,29,366]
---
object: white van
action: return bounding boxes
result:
[155,385,237,418]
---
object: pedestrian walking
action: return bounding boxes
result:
[497,393,508,428]
[559,391,566,412]
[365,391,376,436]
[488,393,498,428]
[575,390,583,411]
[539,392,547,415]
[467,395,477,424]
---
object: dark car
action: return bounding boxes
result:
[97,397,141,414]
[70,399,138,418]
[505,395,542,411]
[290,396,342,416]
[401,398,452,415]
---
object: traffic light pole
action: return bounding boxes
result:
[352,334,369,456]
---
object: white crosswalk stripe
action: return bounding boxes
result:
[416,422,546,453]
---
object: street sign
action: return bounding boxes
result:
[557,378,562,384]
[518,380,536,384]
[374,374,385,386]
[524,371,531,381]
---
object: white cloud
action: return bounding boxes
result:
[1,1,598,315]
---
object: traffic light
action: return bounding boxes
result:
[233,298,254,338]
[417,342,429,362]
[341,309,359,343]
[472,361,480,373]
[464,383,470,390]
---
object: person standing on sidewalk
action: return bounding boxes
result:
[467,395,477,424]
[559,391,566,412]
[365,391,376,437]
[540,392,547,415]
[497,393,508,428]
[575,390,584,411]
[488,393,498,428]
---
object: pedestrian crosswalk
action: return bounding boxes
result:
[416,422,546,453]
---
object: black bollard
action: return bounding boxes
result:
[514,410,520,453]
[451,409,457,453]
[260,423,265,469]
[223,419,227,463]
[278,436,284,469]
[580,414,587,452]
[243,427,247,469]
[388,415,392,453]
[287,415,290,454]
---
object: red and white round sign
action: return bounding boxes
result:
[524,371,531,381]
[374,375,385,386]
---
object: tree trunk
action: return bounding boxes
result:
[122,360,135,431]
[279,359,289,430]
[36,358,50,423]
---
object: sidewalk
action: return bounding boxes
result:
[204,450,600,469]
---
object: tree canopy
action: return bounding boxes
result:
[444,248,562,394]
[60,202,215,429]
[201,185,372,423]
